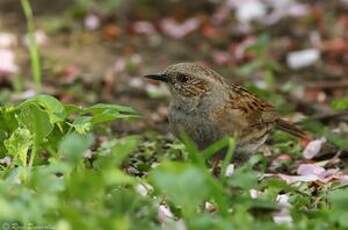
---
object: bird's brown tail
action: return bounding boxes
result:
[276,119,308,139]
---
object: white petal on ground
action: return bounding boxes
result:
[225,164,235,177]
[130,54,143,65]
[11,89,36,101]
[163,219,186,230]
[128,78,144,89]
[278,164,342,184]
[262,0,308,25]
[83,149,94,159]
[157,204,175,223]
[133,21,156,35]
[249,189,262,199]
[23,30,48,47]
[276,194,291,208]
[339,175,348,185]
[84,14,100,30]
[160,17,200,39]
[0,32,17,48]
[273,209,293,225]
[158,204,186,230]
[278,173,319,183]
[274,193,292,225]
[286,49,320,69]
[235,0,267,24]
[145,83,170,98]
[204,201,216,212]
[135,183,153,197]
[233,37,256,60]
[114,58,126,73]
[297,164,326,177]
[212,51,230,65]
[303,138,326,159]
[0,49,19,74]
[0,156,11,166]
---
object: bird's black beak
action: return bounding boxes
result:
[144,73,169,82]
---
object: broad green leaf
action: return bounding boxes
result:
[0,106,18,132]
[325,132,348,150]
[227,165,259,189]
[328,189,348,210]
[71,116,92,134]
[84,104,139,125]
[103,168,135,185]
[4,127,32,166]
[110,136,139,166]
[94,136,139,169]
[150,162,211,216]
[59,132,94,164]
[30,165,65,193]
[20,95,67,124]
[18,103,53,143]
[64,104,84,114]
[85,103,138,116]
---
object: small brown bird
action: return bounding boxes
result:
[145,62,307,163]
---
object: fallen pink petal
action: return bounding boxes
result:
[0,48,19,75]
[160,17,200,39]
[303,138,326,159]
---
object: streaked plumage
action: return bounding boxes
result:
[145,62,307,161]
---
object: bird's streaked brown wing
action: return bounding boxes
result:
[211,84,277,145]
[228,84,277,125]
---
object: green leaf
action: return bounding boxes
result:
[30,164,65,193]
[110,136,139,166]
[236,60,263,77]
[20,95,67,124]
[150,162,212,217]
[71,116,92,134]
[324,130,348,151]
[4,127,32,166]
[85,103,138,116]
[95,136,139,169]
[201,137,230,160]
[228,165,259,189]
[18,103,53,143]
[328,189,348,210]
[103,168,135,186]
[82,104,139,125]
[59,132,94,164]
[331,97,348,111]
[180,132,205,167]
[0,106,18,132]
[339,213,348,228]
[0,106,19,154]
[64,104,84,114]
[246,33,270,54]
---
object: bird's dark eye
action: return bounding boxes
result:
[177,74,189,83]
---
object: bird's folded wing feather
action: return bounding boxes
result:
[211,85,277,141]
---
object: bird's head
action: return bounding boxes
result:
[144,63,225,100]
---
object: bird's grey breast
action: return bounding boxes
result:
[168,103,223,149]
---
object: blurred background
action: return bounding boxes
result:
[0,0,348,135]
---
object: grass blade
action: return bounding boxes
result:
[21,0,42,93]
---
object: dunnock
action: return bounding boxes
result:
[145,63,307,163]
